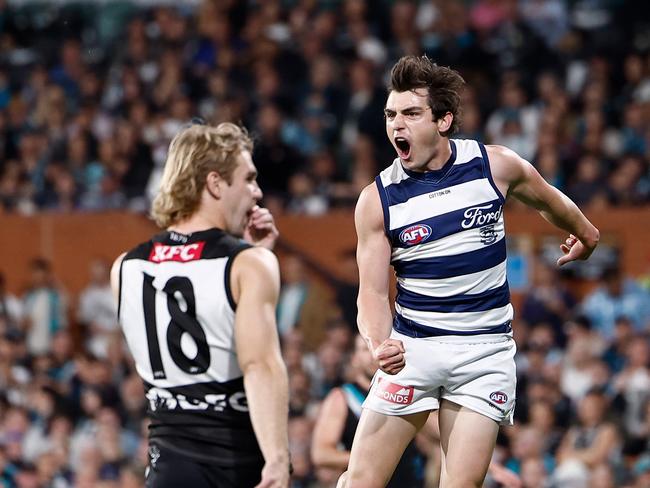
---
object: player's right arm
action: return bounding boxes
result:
[311,388,350,470]
[109,252,126,304]
[355,183,405,375]
[232,247,290,488]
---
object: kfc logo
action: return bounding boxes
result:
[149,242,205,263]
[375,379,414,405]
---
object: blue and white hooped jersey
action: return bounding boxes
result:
[376,139,513,337]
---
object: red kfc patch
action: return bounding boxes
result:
[375,378,414,405]
[149,242,205,263]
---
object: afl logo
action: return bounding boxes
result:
[399,224,432,246]
[490,391,508,405]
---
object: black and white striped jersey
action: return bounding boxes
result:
[118,227,263,466]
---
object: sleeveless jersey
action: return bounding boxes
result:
[376,139,513,337]
[341,383,425,487]
[118,228,263,466]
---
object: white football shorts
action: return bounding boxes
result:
[363,329,517,425]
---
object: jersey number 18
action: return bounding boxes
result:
[142,273,210,379]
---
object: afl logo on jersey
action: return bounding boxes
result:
[490,391,508,405]
[399,224,432,246]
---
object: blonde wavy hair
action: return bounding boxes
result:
[151,122,253,228]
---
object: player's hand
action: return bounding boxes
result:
[557,234,595,266]
[255,460,290,488]
[372,338,405,375]
[244,206,279,250]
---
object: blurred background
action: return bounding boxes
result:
[0,0,649,486]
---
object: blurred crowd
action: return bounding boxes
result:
[1,0,650,487]
[0,0,649,216]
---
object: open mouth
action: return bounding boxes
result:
[394,137,411,160]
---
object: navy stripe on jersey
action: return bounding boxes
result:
[392,237,506,279]
[375,175,392,235]
[394,313,512,338]
[224,245,251,310]
[389,198,503,249]
[377,139,513,337]
[479,142,505,203]
[383,157,485,207]
[396,281,510,313]
[117,257,125,321]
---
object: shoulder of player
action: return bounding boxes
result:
[111,251,127,268]
[232,246,279,280]
[485,144,525,164]
[109,252,127,300]
[354,183,383,227]
[356,182,380,206]
[485,144,528,179]
[110,252,127,284]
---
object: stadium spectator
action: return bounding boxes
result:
[520,258,577,346]
[612,337,650,438]
[22,258,67,356]
[582,265,650,340]
[0,271,23,331]
[554,389,621,486]
[76,258,117,358]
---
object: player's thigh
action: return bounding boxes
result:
[438,399,499,488]
[345,408,429,488]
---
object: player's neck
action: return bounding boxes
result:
[168,209,227,235]
[422,138,452,172]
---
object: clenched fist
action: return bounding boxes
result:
[372,339,406,375]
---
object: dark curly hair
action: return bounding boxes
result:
[389,55,465,137]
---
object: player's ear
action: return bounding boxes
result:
[206,171,224,199]
[437,112,453,133]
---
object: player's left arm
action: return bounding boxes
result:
[232,247,290,487]
[487,145,600,266]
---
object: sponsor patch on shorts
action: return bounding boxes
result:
[489,391,508,405]
[375,378,414,405]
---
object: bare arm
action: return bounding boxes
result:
[556,428,577,464]
[311,388,350,470]
[488,145,600,265]
[355,184,405,374]
[109,252,126,306]
[562,424,618,468]
[232,247,290,487]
